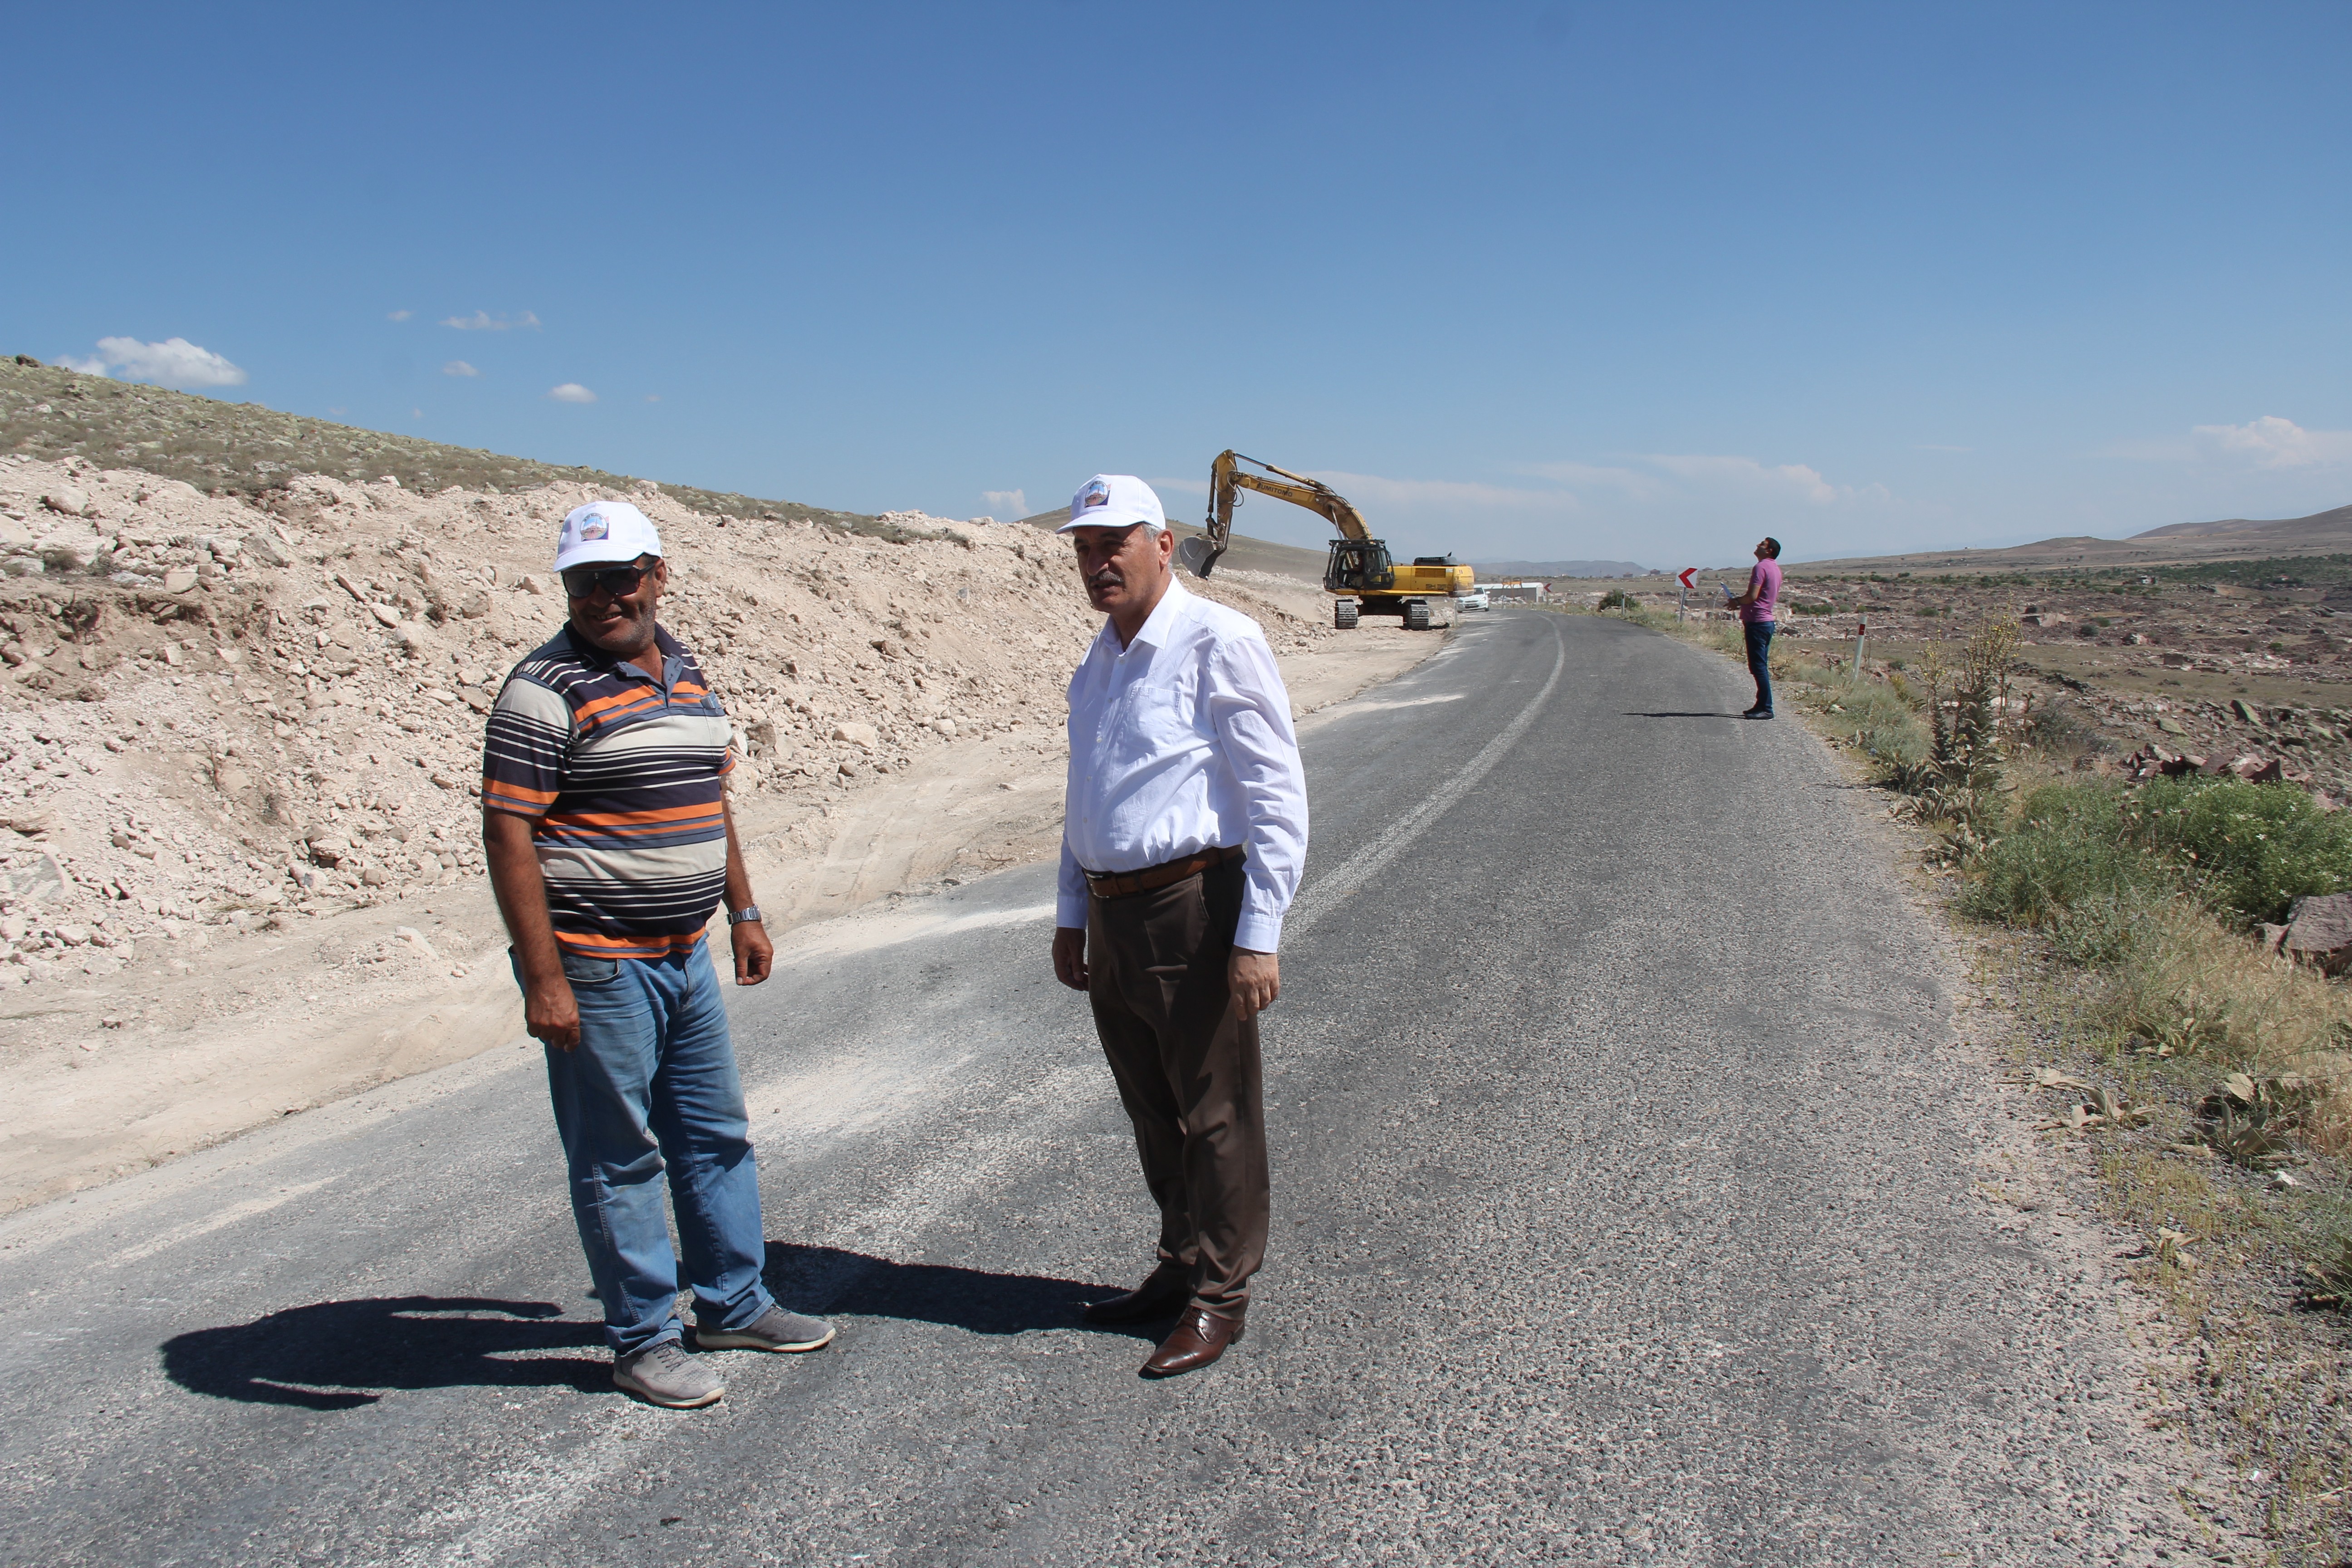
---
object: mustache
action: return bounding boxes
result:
[1085,566,1124,590]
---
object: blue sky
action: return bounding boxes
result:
[7,2,2348,567]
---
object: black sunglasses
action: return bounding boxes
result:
[562,559,656,598]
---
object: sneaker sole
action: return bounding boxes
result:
[612,1372,724,1409]
[693,1323,837,1353]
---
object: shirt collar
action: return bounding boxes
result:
[561,621,683,682]
[1123,576,1191,652]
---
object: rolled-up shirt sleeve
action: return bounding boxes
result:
[1208,632,1309,951]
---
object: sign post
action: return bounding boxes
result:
[1676,567,1695,623]
[1852,621,1868,680]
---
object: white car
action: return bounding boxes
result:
[1458,591,1491,612]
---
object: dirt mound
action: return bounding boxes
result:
[0,452,1343,976]
[0,448,1406,1210]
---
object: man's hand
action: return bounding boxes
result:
[1053,926,1089,991]
[1229,948,1280,1021]
[524,973,582,1052]
[731,918,774,985]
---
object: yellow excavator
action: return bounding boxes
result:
[1177,450,1471,629]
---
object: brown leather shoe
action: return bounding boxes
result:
[1141,1308,1244,1377]
[1082,1267,1190,1327]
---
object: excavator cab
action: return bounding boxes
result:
[1323,539,1396,595]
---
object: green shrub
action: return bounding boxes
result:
[2127,778,2352,926]
[1597,588,1634,610]
[1965,777,2352,941]
[1962,783,2168,936]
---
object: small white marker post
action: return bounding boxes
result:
[1851,620,1868,679]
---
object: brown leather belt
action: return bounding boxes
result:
[1082,845,1245,900]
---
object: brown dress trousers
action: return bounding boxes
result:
[1085,855,1269,1318]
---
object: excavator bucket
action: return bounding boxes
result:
[1177,533,1226,578]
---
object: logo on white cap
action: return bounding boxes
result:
[554,500,664,572]
[1057,474,1166,534]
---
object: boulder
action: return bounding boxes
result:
[41,487,91,518]
[832,721,878,749]
[161,568,198,593]
[2227,755,2284,783]
[238,531,291,568]
[2284,892,2352,974]
[37,531,100,572]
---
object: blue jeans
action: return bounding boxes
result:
[1744,620,1775,714]
[516,939,775,1355]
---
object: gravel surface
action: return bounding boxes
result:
[0,610,2247,1565]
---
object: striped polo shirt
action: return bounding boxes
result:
[481,623,733,960]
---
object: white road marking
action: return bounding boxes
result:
[106,1176,338,1267]
[1328,691,1469,715]
[1285,617,1566,936]
[772,902,1058,965]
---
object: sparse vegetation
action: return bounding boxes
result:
[1652,599,2352,1558]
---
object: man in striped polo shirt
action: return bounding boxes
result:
[481,498,830,1410]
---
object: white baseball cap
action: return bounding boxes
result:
[1055,474,1166,534]
[554,500,664,572]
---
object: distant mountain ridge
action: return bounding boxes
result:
[2132,502,2352,542]
[1786,498,2352,575]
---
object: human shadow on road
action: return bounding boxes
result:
[764,1242,1159,1341]
[1626,710,1741,719]
[162,1296,606,1411]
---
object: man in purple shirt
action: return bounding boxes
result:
[1725,537,1781,719]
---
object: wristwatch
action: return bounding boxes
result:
[726,905,763,926]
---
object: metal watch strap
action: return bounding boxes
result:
[726,905,763,926]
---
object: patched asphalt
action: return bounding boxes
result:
[0,610,2219,1565]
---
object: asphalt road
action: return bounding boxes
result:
[1,610,2209,1566]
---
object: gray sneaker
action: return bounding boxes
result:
[693,1304,836,1353]
[612,1339,723,1408]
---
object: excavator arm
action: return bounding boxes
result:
[1178,449,1372,578]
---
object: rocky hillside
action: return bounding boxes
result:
[0,449,1341,991]
[1,355,871,530]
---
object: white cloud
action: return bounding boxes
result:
[1515,461,1666,500]
[1312,471,1570,511]
[983,488,1029,516]
[442,360,479,377]
[63,336,249,390]
[442,310,542,332]
[387,309,413,321]
[2192,415,2352,469]
[546,383,597,403]
[1637,453,1856,504]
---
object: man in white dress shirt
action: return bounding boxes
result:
[1049,473,1309,1378]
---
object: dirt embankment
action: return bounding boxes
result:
[0,452,1433,1211]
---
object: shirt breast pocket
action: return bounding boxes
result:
[1128,666,1206,753]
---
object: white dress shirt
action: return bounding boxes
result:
[1058,578,1309,952]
